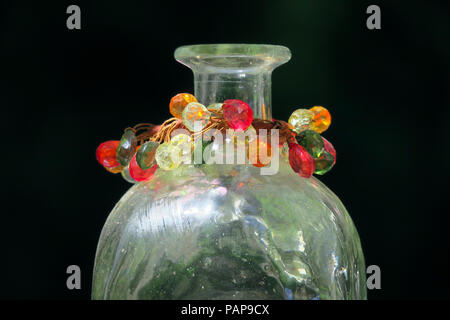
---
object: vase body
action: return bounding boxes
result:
[92,44,366,300]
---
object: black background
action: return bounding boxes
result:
[1,0,449,299]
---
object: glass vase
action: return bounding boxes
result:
[92,44,366,300]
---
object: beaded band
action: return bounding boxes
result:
[96,93,336,183]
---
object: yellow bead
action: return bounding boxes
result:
[228,125,257,149]
[155,143,181,170]
[309,106,331,133]
[288,109,314,133]
[182,102,211,132]
[169,93,197,119]
[170,133,192,163]
[171,133,191,146]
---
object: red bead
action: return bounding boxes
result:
[96,140,120,169]
[322,137,336,165]
[129,153,158,182]
[222,99,253,131]
[288,143,315,178]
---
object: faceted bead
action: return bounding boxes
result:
[155,143,181,170]
[182,102,211,132]
[288,143,315,178]
[222,99,253,131]
[247,138,272,168]
[116,129,137,166]
[207,103,223,115]
[314,151,335,175]
[105,164,124,174]
[310,106,331,133]
[171,133,193,163]
[322,137,336,165]
[121,165,136,183]
[169,93,197,119]
[136,141,159,170]
[295,130,324,158]
[129,153,158,182]
[288,109,314,133]
[171,133,191,147]
[96,140,120,170]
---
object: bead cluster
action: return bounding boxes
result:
[96,93,336,183]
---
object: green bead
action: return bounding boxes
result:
[192,139,213,165]
[314,151,335,175]
[295,130,324,158]
[136,141,159,170]
[121,165,136,183]
[117,129,137,166]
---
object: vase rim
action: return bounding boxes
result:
[174,44,291,70]
[174,44,291,120]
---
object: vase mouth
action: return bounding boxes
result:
[174,44,291,71]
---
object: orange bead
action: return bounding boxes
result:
[247,139,272,168]
[310,106,331,133]
[169,93,197,119]
[105,165,124,174]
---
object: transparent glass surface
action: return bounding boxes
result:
[92,44,366,300]
[175,44,292,120]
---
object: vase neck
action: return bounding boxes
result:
[174,44,291,120]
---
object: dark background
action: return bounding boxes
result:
[1,0,449,299]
